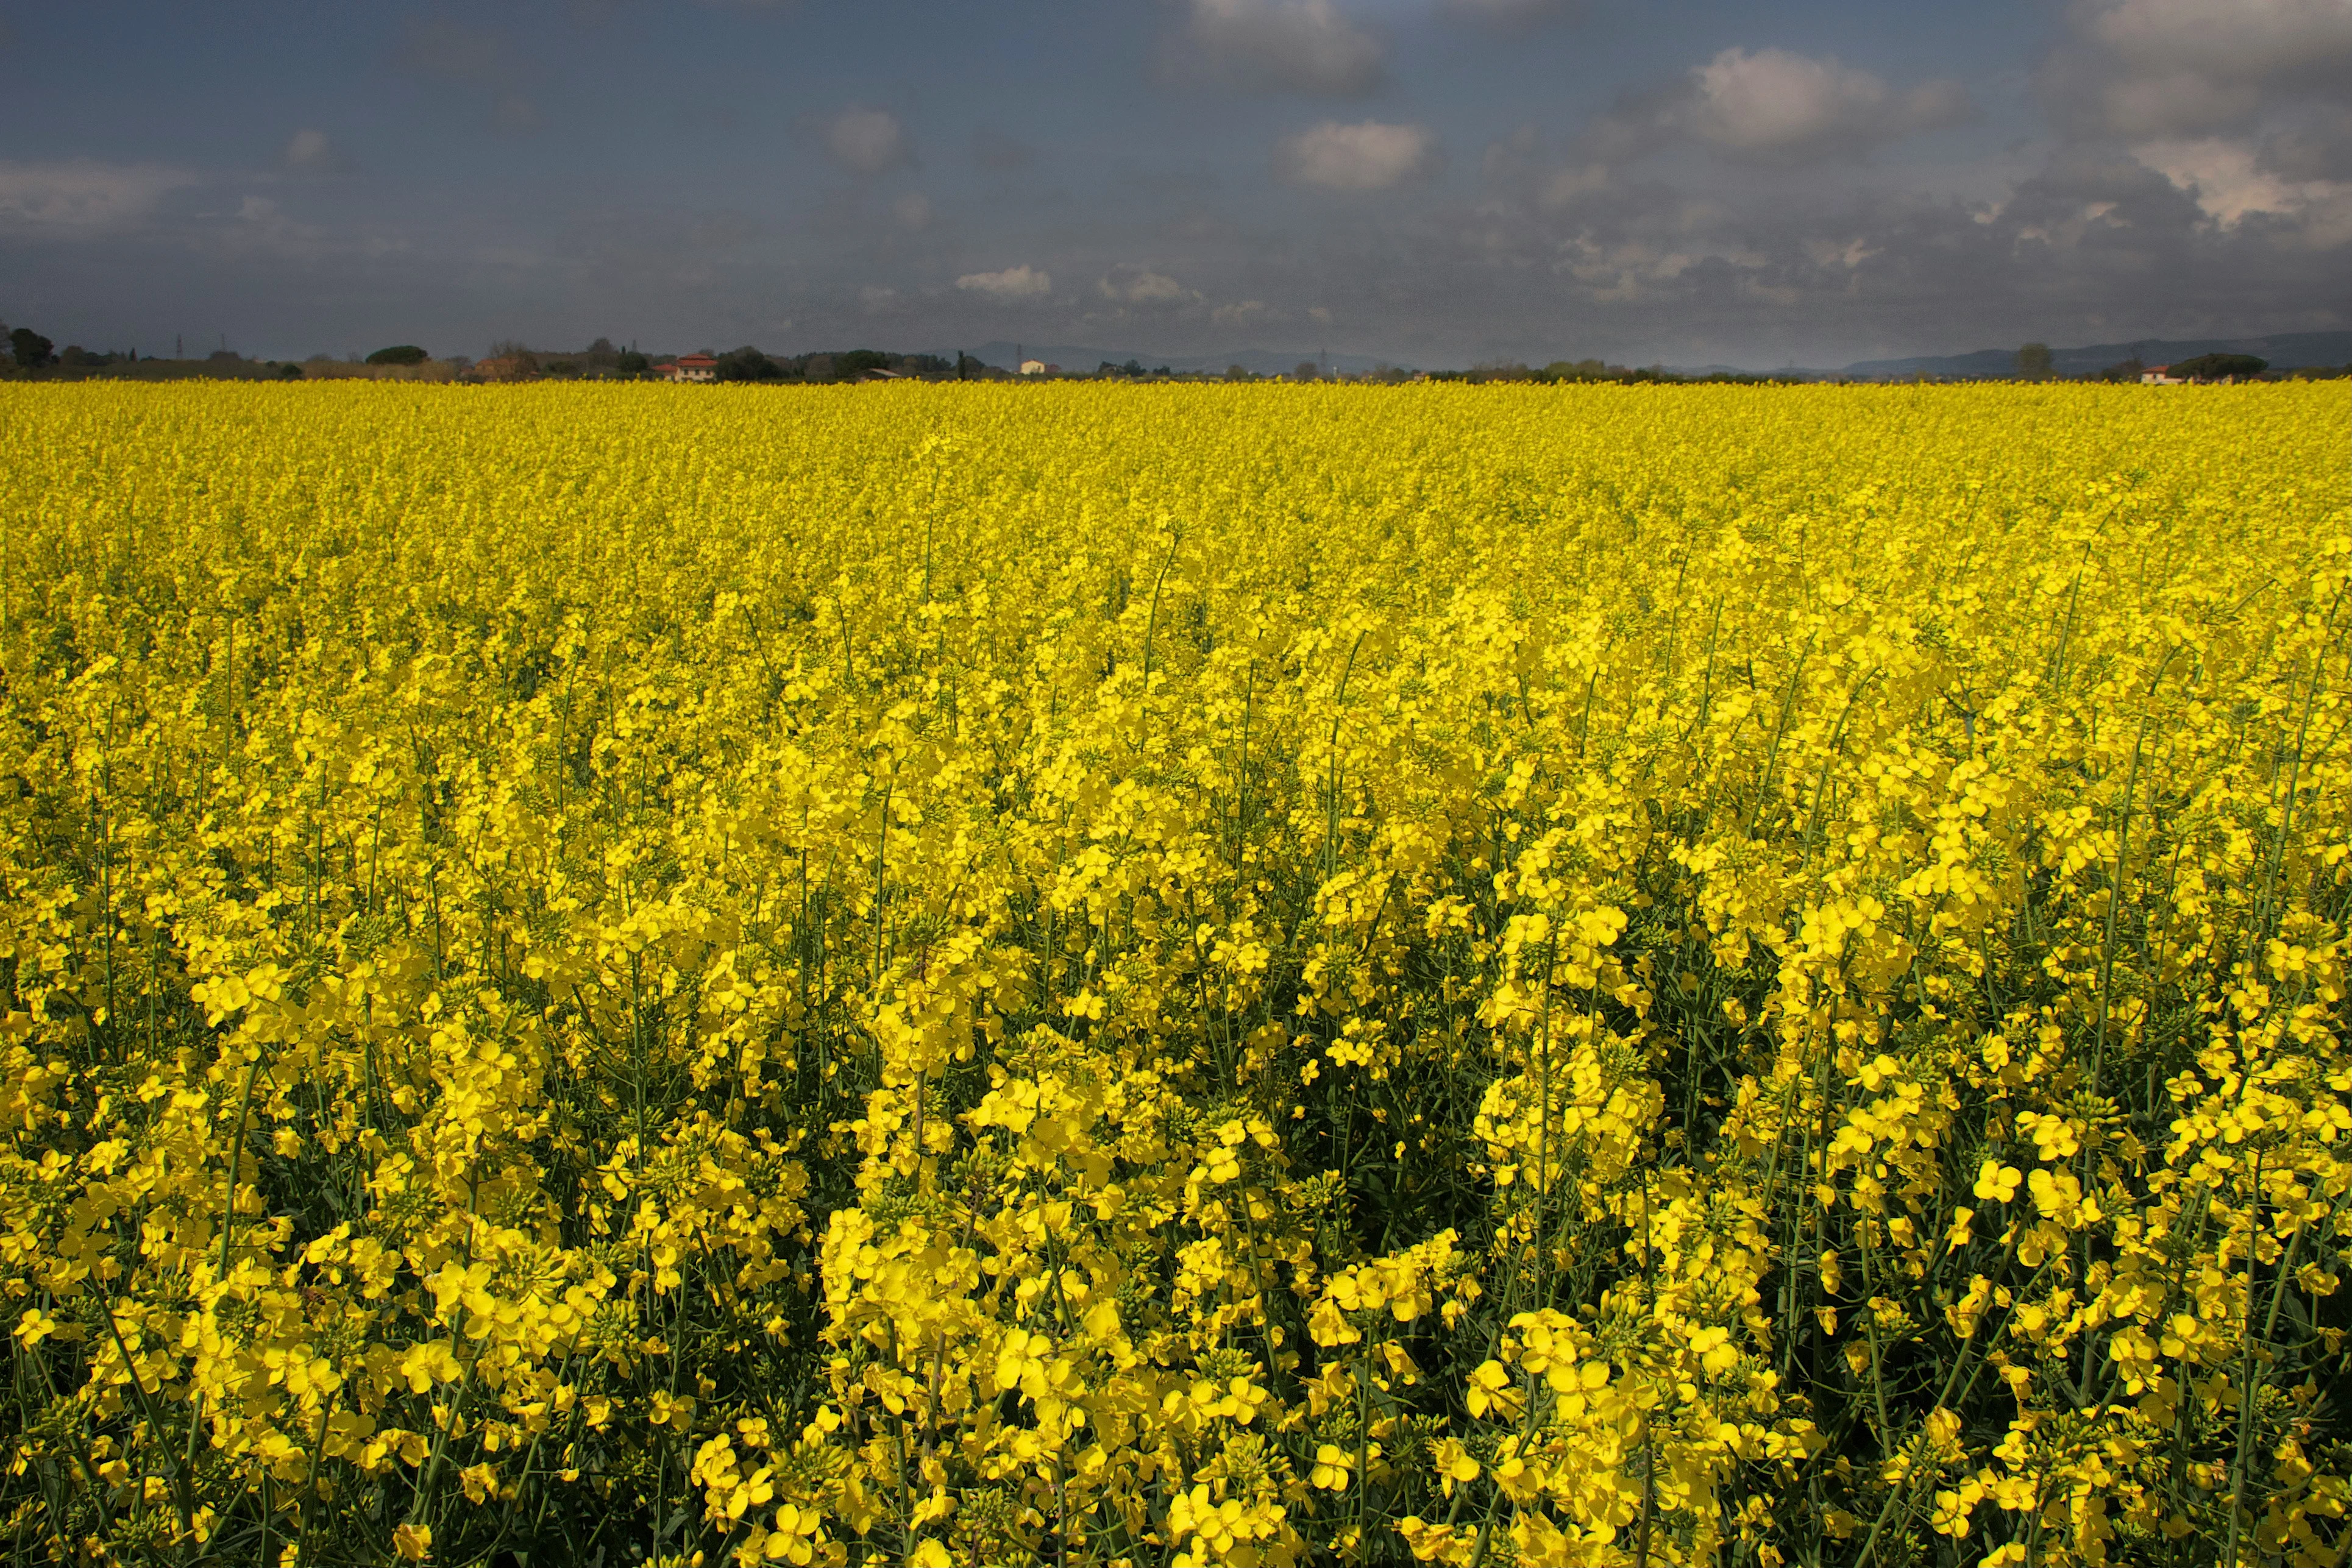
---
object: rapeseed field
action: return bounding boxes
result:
[2,381,2347,1567]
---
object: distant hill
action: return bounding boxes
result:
[965,341,1399,377]
[1841,330,2352,380]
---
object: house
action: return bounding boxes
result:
[1020,359,1046,376]
[474,355,535,383]
[663,353,719,383]
[2141,364,2183,385]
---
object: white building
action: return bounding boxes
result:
[2140,364,2183,385]
[1020,359,1047,376]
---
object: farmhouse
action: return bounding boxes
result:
[662,353,719,383]
[2141,364,2183,385]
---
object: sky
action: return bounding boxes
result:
[1,0,2348,369]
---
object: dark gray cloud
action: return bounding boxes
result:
[2039,0,2352,139]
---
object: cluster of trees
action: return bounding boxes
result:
[2165,352,2270,380]
[473,339,640,378]
[455,341,966,383]
[708,347,958,382]
[1430,359,1797,386]
[2052,346,2345,383]
[9,327,54,369]
[4,322,313,378]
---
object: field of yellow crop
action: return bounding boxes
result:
[2,381,2347,1567]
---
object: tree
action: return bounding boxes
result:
[2098,356,2145,383]
[716,347,784,382]
[833,349,889,380]
[615,350,650,376]
[2016,342,2053,379]
[10,328,55,369]
[1225,364,1251,381]
[366,345,430,366]
[1292,361,1318,381]
[2168,352,2267,381]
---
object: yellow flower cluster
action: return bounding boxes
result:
[1,380,2345,1567]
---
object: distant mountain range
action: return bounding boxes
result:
[1837,330,2352,380]
[966,341,1396,377]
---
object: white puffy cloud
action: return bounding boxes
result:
[955,264,1052,300]
[2136,135,2352,241]
[0,159,195,232]
[1213,299,1277,326]
[1679,48,1972,162]
[822,107,913,176]
[1099,266,1199,304]
[1172,0,1384,96]
[281,129,347,174]
[1274,120,1438,191]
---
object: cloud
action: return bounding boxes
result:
[2135,135,2352,238]
[1168,0,1385,96]
[1099,265,1199,304]
[0,159,196,233]
[1676,48,1973,163]
[2090,0,2352,93]
[955,264,1052,300]
[972,127,1036,171]
[2049,0,2352,137]
[281,129,349,174]
[820,107,913,176]
[1213,299,1277,325]
[1275,120,1438,190]
[2259,105,2352,180]
[892,191,934,230]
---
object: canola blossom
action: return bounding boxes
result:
[1,381,2347,1567]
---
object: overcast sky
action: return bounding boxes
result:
[2,0,2347,368]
